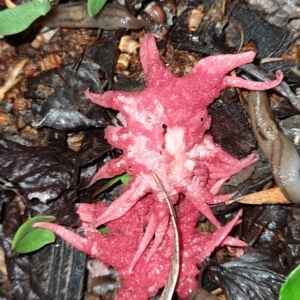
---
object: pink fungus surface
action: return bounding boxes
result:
[35,34,283,299]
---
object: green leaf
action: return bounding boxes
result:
[280,264,300,300]
[95,173,131,195]
[12,215,56,253]
[0,0,52,36]
[87,0,107,17]
[120,173,131,185]
[98,225,110,234]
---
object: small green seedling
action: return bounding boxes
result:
[93,173,131,196]
[0,0,107,36]
[280,264,300,300]
[98,225,110,234]
[87,0,107,17]
[117,173,131,185]
[12,215,56,253]
[0,0,52,36]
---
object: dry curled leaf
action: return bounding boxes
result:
[226,187,291,205]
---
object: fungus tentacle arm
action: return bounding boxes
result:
[224,70,283,89]
[221,236,248,247]
[146,213,170,260]
[199,210,243,259]
[33,222,90,253]
[191,51,256,77]
[94,176,151,227]
[89,157,126,186]
[129,212,158,273]
[140,34,172,81]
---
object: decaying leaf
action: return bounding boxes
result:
[25,60,111,130]
[226,187,291,205]
[207,250,288,300]
[226,4,288,58]
[209,99,256,159]
[77,128,112,167]
[85,40,119,89]
[0,138,78,203]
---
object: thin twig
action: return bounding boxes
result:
[152,171,180,300]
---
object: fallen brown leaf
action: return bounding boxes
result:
[225,187,291,205]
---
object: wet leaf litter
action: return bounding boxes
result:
[0,0,300,299]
